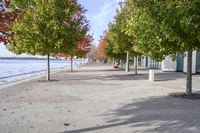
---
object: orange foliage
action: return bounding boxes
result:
[96,33,107,60]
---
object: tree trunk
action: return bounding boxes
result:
[70,56,73,72]
[134,56,138,75]
[46,54,50,81]
[120,59,123,70]
[186,50,193,95]
[108,58,111,65]
[126,51,130,72]
[113,58,115,65]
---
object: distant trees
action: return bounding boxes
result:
[9,0,90,80]
[56,34,93,72]
[86,44,97,62]
[103,3,141,73]
[74,34,93,58]
[96,33,107,61]
[55,0,91,72]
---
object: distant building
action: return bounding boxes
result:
[134,56,161,69]
[139,51,200,74]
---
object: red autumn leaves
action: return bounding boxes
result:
[0,0,19,45]
[56,34,93,59]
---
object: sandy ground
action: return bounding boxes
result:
[0,63,200,133]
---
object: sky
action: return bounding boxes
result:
[0,0,123,57]
[78,0,123,44]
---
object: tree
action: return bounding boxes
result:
[123,0,200,94]
[56,0,91,72]
[9,0,89,80]
[105,4,142,73]
[9,0,62,81]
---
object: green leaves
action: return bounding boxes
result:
[9,0,57,55]
[9,0,90,57]
[120,0,200,60]
[105,2,140,60]
[106,0,200,61]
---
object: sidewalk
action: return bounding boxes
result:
[0,63,200,133]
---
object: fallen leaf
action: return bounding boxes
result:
[64,123,70,126]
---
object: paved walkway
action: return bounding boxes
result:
[0,63,200,133]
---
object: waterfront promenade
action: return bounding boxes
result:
[0,63,200,133]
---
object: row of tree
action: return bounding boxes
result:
[0,0,93,80]
[99,0,200,95]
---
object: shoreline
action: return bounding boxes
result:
[0,67,66,89]
[0,58,89,87]
[0,64,84,89]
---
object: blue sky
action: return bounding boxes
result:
[78,0,123,43]
[0,0,123,57]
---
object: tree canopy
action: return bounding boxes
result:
[104,3,141,60]
[123,0,200,60]
[9,0,90,56]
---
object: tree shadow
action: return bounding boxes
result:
[102,72,186,81]
[154,72,186,82]
[103,95,200,132]
[51,69,186,83]
[38,79,60,82]
[61,95,200,133]
[102,74,149,81]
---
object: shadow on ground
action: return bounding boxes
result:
[61,96,200,133]
[154,72,186,82]
[102,72,186,81]
[53,68,186,82]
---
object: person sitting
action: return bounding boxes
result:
[114,62,120,70]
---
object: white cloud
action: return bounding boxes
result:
[0,44,44,57]
[91,0,116,28]
[0,44,22,57]
[90,0,124,43]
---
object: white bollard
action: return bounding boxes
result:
[149,69,155,82]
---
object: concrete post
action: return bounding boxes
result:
[149,69,155,82]
[134,56,138,75]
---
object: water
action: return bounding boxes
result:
[0,58,88,85]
